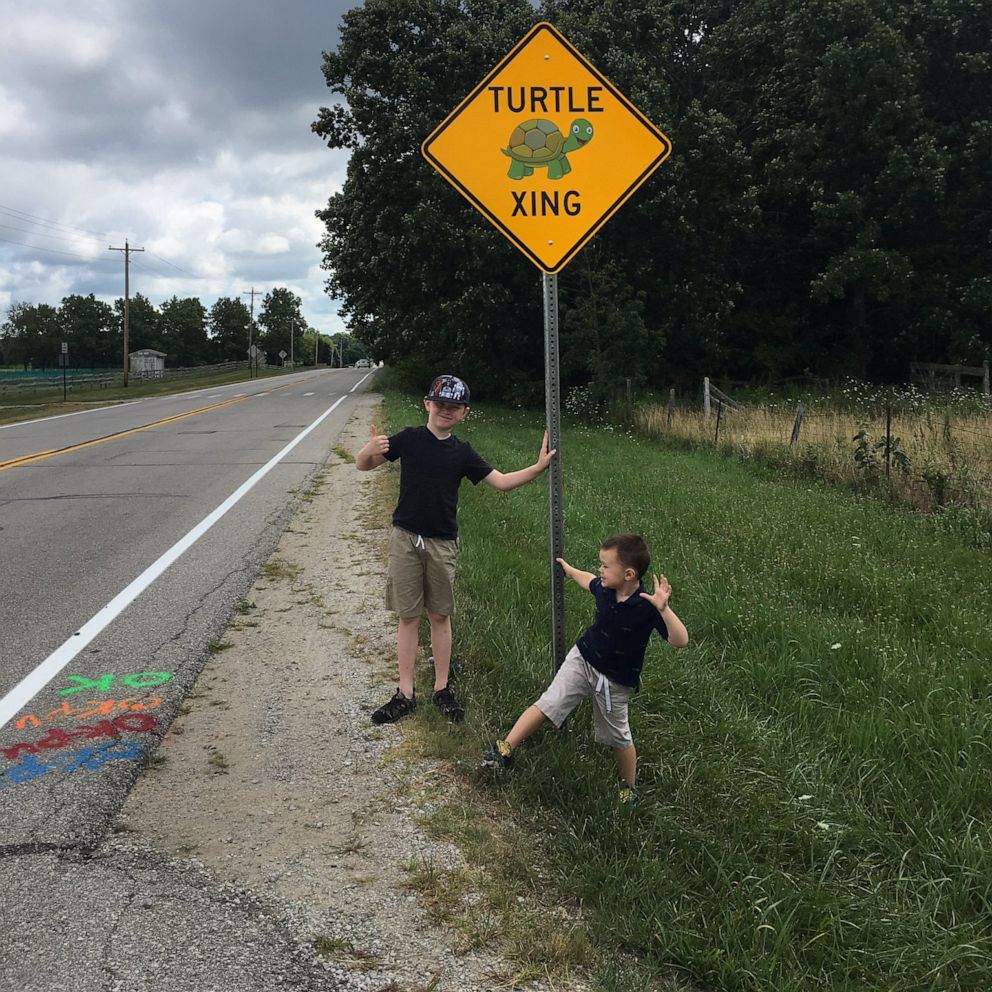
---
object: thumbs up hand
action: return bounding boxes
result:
[356,422,390,470]
[370,424,389,453]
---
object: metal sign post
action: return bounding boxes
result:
[543,274,566,670]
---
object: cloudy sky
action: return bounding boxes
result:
[0,0,354,334]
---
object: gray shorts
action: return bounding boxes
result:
[534,645,634,750]
[385,526,458,618]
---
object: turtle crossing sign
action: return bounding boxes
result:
[422,22,673,273]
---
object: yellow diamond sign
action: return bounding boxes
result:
[422,22,672,274]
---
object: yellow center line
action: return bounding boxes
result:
[0,383,297,472]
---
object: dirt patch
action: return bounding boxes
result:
[114,396,577,992]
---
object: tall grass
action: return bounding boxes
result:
[635,396,992,550]
[381,390,992,991]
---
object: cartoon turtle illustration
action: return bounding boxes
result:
[501,118,594,180]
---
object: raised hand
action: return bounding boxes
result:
[368,423,389,458]
[639,573,672,612]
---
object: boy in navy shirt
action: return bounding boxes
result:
[482,534,689,805]
[357,374,555,725]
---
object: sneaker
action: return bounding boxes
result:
[481,739,513,770]
[370,688,416,725]
[618,785,640,808]
[431,684,465,723]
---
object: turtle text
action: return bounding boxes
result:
[488,86,604,115]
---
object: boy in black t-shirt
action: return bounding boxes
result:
[482,534,689,806]
[356,374,555,725]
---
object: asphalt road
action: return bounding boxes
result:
[0,368,375,991]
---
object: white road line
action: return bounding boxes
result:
[0,402,142,431]
[303,392,315,397]
[0,393,349,731]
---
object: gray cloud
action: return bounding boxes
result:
[0,0,352,333]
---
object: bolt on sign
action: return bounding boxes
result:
[422,22,673,273]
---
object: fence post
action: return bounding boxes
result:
[984,360,990,396]
[790,402,805,448]
[703,376,711,419]
[666,388,675,429]
[714,400,723,444]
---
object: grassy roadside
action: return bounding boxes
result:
[0,366,295,426]
[380,387,992,991]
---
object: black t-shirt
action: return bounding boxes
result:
[576,577,668,689]
[384,426,493,539]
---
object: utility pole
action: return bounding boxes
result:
[243,287,260,377]
[314,330,319,368]
[290,319,295,369]
[109,239,144,386]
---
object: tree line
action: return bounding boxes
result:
[312,0,991,404]
[0,288,364,371]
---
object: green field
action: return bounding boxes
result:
[380,389,992,991]
[0,366,294,425]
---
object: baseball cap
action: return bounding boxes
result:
[425,374,471,406]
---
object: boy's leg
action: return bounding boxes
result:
[506,705,548,749]
[397,616,419,699]
[483,646,592,768]
[371,615,420,725]
[483,705,546,768]
[426,611,451,691]
[612,743,637,789]
[591,680,639,803]
[427,611,465,722]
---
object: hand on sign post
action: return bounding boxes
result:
[536,431,557,472]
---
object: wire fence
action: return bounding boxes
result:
[638,380,992,520]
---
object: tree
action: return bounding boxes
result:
[58,295,117,369]
[313,0,544,399]
[159,297,208,367]
[209,297,252,362]
[313,0,990,391]
[1,302,60,370]
[256,287,305,364]
[695,0,990,379]
[113,293,161,356]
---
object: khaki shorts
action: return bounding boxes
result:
[535,645,634,750]
[385,526,459,618]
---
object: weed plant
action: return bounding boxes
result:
[381,389,992,991]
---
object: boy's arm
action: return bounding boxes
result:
[356,423,390,471]
[640,574,690,648]
[556,557,596,591]
[481,431,556,492]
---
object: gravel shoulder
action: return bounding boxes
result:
[114,395,581,992]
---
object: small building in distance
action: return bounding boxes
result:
[129,349,167,378]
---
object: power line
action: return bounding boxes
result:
[0,234,111,262]
[0,204,202,280]
[146,250,200,279]
[0,203,112,241]
[0,221,107,253]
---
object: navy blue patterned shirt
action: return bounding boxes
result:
[576,577,668,689]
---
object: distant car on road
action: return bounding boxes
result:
[355,358,370,368]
